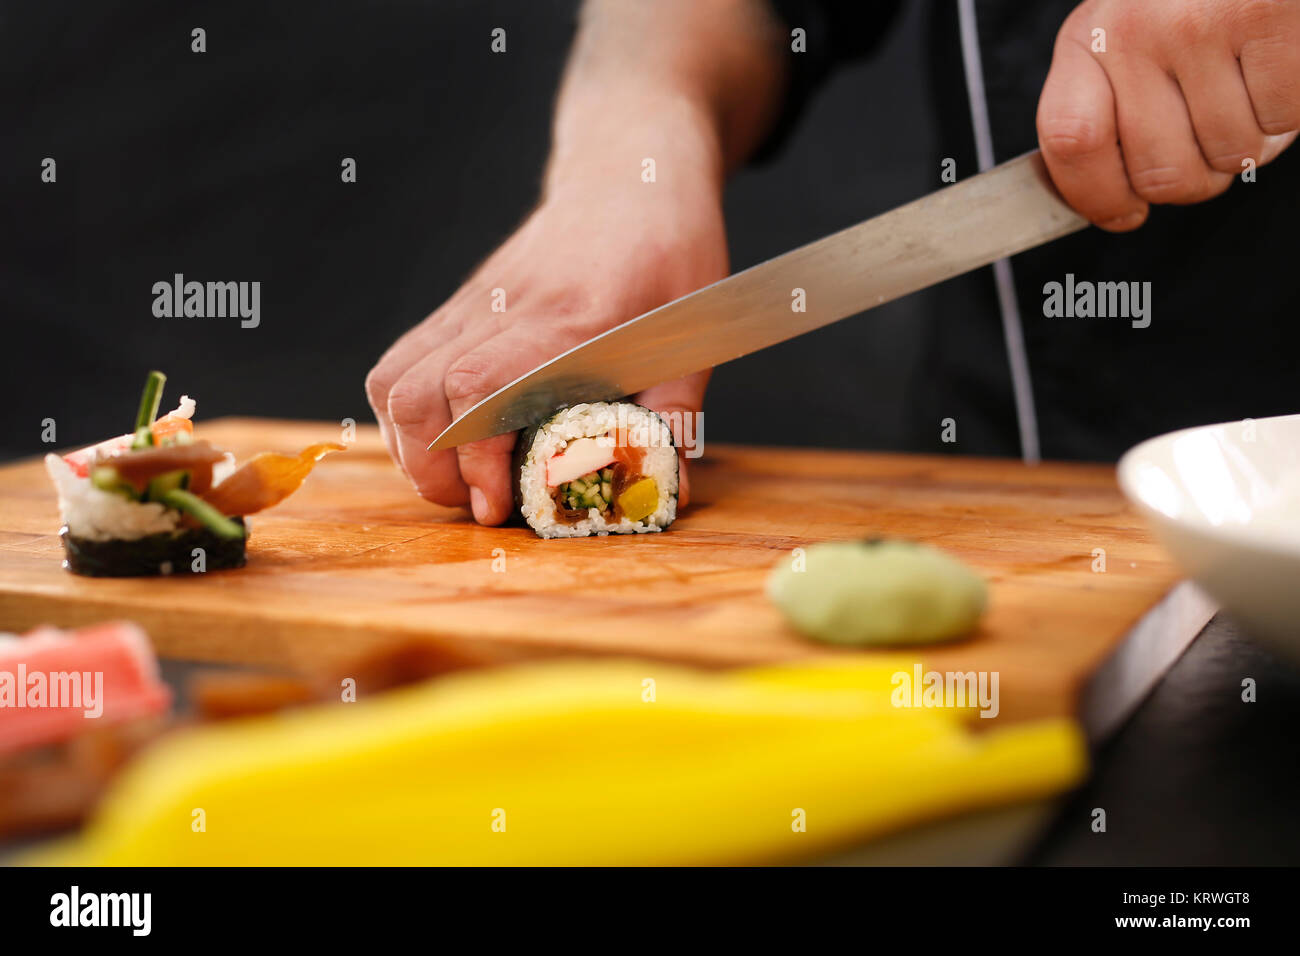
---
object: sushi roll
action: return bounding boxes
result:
[515,402,679,538]
[45,371,342,577]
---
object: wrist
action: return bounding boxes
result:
[543,85,726,204]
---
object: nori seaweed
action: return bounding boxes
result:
[511,402,679,536]
[61,520,247,577]
[509,418,542,527]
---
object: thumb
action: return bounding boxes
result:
[633,369,710,508]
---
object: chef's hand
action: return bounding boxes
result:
[365,141,725,524]
[366,0,784,524]
[1038,0,1299,231]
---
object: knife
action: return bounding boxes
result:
[429,150,1087,451]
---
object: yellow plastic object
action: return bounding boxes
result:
[25,659,1087,866]
[616,478,659,523]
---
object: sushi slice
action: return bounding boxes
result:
[45,370,342,577]
[514,402,679,538]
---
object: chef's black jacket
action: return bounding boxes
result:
[765,0,1299,460]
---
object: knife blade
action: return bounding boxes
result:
[429,150,1086,451]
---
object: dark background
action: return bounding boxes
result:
[2,1,1298,865]
[7,0,1297,464]
[1,0,944,459]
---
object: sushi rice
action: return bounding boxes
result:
[517,402,678,539]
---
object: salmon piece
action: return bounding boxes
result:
[100,440,227,495]
[150,414,194,442]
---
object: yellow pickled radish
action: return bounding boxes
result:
[19,659,1087,866]
[617,477,659,522]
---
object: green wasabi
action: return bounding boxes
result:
[767,539,987,646]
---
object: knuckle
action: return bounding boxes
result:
[1108,3,1147,44]
[1258,115,1300,135]
[546,308,609,344]
[1167,5,1211,47]
[540,285,597,319]
[1098,207,1150,232]
[1234,0,1289,36]
[1204,153,1244,175]
[443,354,492,406]
[1039,114,1111,160]
[520,293,614,346]
[1204,142,1260,172]
[1127,164,1200,203]
[535,289,611,340]
[385,379,431,426]
[1240,36,1300,130]
[454,434,516,481]
[413,480,464,507]
[1258,92,1300,132]
[1205,169,1235,198]
[364,365,392,411]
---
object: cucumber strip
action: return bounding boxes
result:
[132,370,167,449]
[90,465,120,492]
[90,466,138,500]
[146,469,189,502]
[159,488,245,540]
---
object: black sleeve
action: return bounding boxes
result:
[752,0,907,162]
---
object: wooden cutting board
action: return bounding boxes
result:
[0,419,1190,723]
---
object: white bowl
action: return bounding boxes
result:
[1118,413,1300,660]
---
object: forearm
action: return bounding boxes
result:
[545,0,786,199]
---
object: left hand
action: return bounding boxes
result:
[1037,0,1299,231]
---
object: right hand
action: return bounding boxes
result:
[365,156,728,525]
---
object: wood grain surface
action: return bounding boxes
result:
[0,419,1183,722]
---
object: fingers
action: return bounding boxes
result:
[456,433,517,525]
[384,310,510,503]
[364,359,404,467]
[365,310,460,468]
[1039,2,1299,229]
[384,347,471,506]
[1173,48,1267,173]
[1235,4,1300,137]
[445,318,609,525]
[1037,37,1149,231]
[1109,55,1234,206]
[634,369,710,508]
